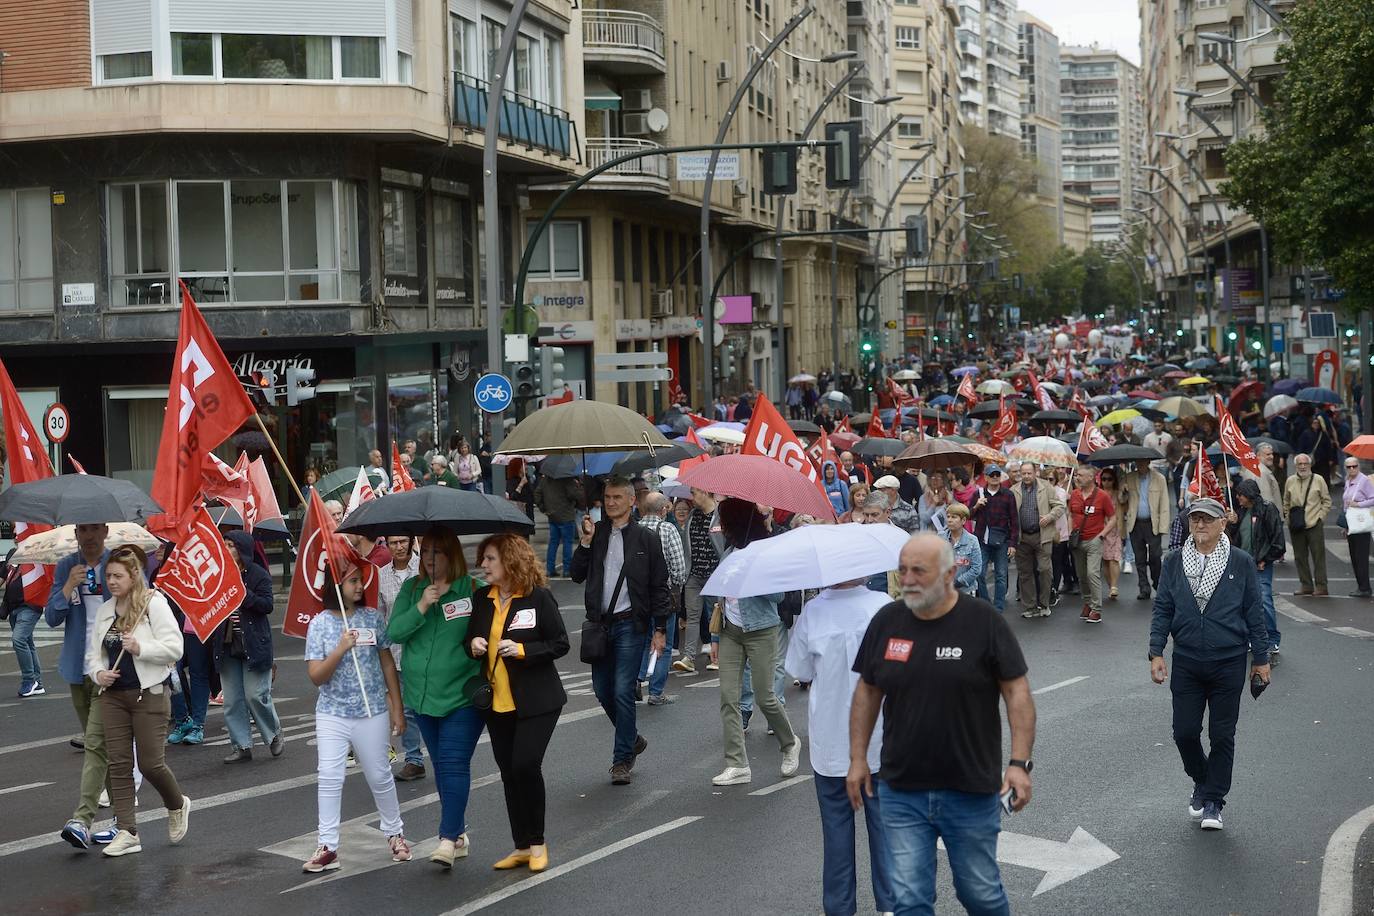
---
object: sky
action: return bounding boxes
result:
[1018,0,1142,65]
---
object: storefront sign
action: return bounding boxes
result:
[538,320,597,343]
[615,319,652,341]
[231,352,313,381]
[651,316,697,338]
[436,278,469,303]
[61,283,95,306]
[532,282,591,321]
[384,277,423,303]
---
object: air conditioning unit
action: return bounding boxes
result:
[623,113,651,136]
[651,289,673,316]
[717,60,733,82]
[733,178,748,197]
[624,89,652,111]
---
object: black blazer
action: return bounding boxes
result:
[570,519,671,633]
[465,585,569,718]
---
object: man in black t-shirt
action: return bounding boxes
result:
[848,533,1036,916]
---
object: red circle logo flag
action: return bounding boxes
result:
[154,507,247,644]
[284,489,379,639]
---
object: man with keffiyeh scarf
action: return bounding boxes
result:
[1147,498,1272,833]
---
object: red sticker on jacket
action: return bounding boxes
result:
[884,638,914,662]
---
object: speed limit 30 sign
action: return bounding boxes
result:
[43,402,70,443]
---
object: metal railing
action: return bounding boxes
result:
[584,137,668,179]
[582,9,665,61]
[451,72,579,162]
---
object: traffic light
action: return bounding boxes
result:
[904,215,927,259]
[860,337,875,355]
[762,147,798,195]
[824,121,862,190]
[720,341,738,379]
[285,366,316,406]
[540,346,566,397]
[250,369,278,406]
[514,362,536,400]
[1246,324,1264,353]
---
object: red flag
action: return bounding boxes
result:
[987,396,1018,450]
[888,407,902,438]
[284,489,378,638]
[806,427,840,471]
[887,377,917,408]
[201,452,250,504]
[1075,419,1110,457]
[865,411,886,439]
[345,466,379,517]
[1027,370,1056,412]
[154,507,247,643]
[1215,395,1261,478]
[68,455,89,475]
[1189,448,1224,502]
[956,373,977,407]
[740,394,831,512]
[687,413,713,429]
[837,416,853,435]
[0,358,54,607]
[150,283,257,536]
[244,457,283,531]
[390,443,416,492]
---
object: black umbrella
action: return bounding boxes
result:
[1083,444,1166,466]
[853,437,908,458]
[205,505,293,541]
[1150,364,1183,378]
[612,443,708,477]
[906,407,958,423]
[1248,436,1293,456]
[967,399,1036,420]
[336,487,534,538]
[787,419,822,436]
[1080,379,1110,392]
[0,474,162,525]
[1122,374,1153,387]
[1029,409,1081,425]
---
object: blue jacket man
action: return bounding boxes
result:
[1148,497,1270,832]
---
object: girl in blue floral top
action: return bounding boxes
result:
[302,564,410,874]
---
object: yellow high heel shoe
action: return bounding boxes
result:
[493,850,531,870]
[528,844,549,872]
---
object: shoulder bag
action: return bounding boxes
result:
[580,563,626,664]
[1348,504,1374,535]
[1289,477,1314,531]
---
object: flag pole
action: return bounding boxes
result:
[255,413,371,717]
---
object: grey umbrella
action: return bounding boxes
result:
[853,437,908,458]
[0,474,162,525]
[612,443,708,477]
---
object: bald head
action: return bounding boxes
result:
[639,491,670,518]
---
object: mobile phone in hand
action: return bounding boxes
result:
[999,787,1017,815]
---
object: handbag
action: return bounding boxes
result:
[224,614,247,659]
[580,563,627,664]
[709,600,724,635]
[1289,477,1314,531]
[1068,531,1082,551]
[1348,506,1374,535]
[461,674,493,711]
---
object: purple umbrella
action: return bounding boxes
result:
[951,366,980,377]
[1270,378,1304,396]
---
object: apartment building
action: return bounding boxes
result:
[890,0,966,354]
[1138,0,1300,361]
[955,0,1021,141]
[0,0,587,492]
[1060,45,1143,245]
[1017,12,1063,244]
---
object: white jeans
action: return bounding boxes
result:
[316,712,403,849]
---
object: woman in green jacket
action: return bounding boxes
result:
[385,527,484,867]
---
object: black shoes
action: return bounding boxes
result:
[223,747,252,764]
[270,733,285,757]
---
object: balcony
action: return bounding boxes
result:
[583,10,667,75]
[452,73,578,161]
[1243,38,1283,77]
[583,137,669,194]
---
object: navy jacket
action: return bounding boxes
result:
[1149,544,1270,665]
[212,531,275,671]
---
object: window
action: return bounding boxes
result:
[172,34,213,76]
[101,52,152,81]
[896,27,921,50]
[382,187,419,276]
[397,51,413,84]
[222,35,333,79]
[896,69,924,94]
[433,195,466,283]
[528,221,582,281]
[514,33,533,96]
[0,189,54,311]
[108,180,356,305]
[341,37,382,79]
[451,15,475,74]
[898,117,924,139]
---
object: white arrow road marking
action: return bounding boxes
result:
[1317,802,1374,916]
[439,816,704,916]
[939,827,1118,896]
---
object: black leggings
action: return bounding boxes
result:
[485,708,559,848]
[1349,531,1372,593]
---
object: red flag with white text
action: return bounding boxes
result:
[888,407,902,438]
[1027,370,1056,412]
[986,397,1018,450]
[1189,448,1225,503]
[244,457,283,532]
[149,283,257,537]
[1215,395,1261,478]
[390,443,416,492]
[865,411,887,439]
[345,466,379,517]
[68,455,89,475]
[284,489,378,638]
[956,373,977,407]
[740,394,832,512]
[202,452,250,504]
[154,507,246,643]
[0,358,54,607]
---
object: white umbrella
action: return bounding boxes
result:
[698,423,746,445]
[1263,394,1298,419]
[892,369,919,381]
[1007,436,1078,469]
[10,522,162,565]
[701,522,911,598]
[976,379,1016,396]
[789,373,818,384]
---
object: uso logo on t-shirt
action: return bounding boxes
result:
[884,638,914,662]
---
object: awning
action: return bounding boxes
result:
[584,76,620,111]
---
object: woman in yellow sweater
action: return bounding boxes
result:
[466,533,570,872]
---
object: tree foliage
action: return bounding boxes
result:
[962,127,1058,283]
[1222,0,1374,314]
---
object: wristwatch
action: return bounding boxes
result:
[1008,758,1033,773]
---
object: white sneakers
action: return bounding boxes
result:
[102,830,142,857]
[430,832,470,868]
[167,795,190,845]
[711,767,752,786]
[780,745,801,778]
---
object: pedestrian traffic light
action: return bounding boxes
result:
[904,215,927,259]
[285,365,316,406]
[860,337,875,355]
[250,369,278,406]
[540,346,566,397]
[514,362,536,400]
[824,121,863,190]
[720,341,738,379]
[762,146,798,196]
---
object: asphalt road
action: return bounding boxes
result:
[2,525,1373,916]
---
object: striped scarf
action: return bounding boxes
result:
[1181,533,1230,610]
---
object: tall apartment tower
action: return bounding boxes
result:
[1060,45,1143,244]
[1017,12,1063,242]
[956,0,1021,141]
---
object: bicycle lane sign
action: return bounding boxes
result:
[474,373,514,413]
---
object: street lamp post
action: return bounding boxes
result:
[700,2,814,413]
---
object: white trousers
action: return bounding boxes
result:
[316,711,403,849]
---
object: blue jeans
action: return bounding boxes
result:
[9,606,42,685]
[977,541,1010,612]
[638,614,676,697]
[816,774,895,916]
[401,706,424,766]
[218,657,281,750]
[546,520,576,576]
[415,705,485,840]
[590,619,643,764]
[170,633,211,726]
[878,784,1009,916]
[1257,563,1279,650]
